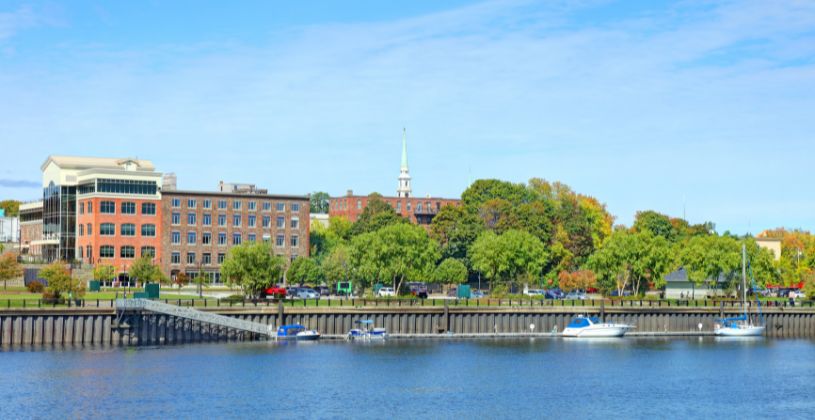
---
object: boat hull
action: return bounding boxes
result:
[714,326,764,337]
[562,325,631,338]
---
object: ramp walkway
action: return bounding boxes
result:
[115,299,275,338]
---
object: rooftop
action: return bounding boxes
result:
[41,155,155,172]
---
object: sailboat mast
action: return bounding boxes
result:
[742,243,747,317]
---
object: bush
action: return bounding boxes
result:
[27,281,44,293]
[490,284,509,298]
[221,294,245,303]
[41,289,64,305]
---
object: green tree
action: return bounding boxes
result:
[0,252,23,290]
[429,205,484,265]
[469,230,547,288]
[128,256,166,284]
[309,191,331,214]
[350,193,407,236]
[432,258,468,285]
[462,179,534,209]
[468,231,506,286]
[0,200,21,217]
[287,257,322,285]
[220,242,287,298]
[93,264,116,283]
[587,231,674,296]
[350,223,440,294]
[633,210,676,241]
[39,262,85,299]
[321,245,351,285]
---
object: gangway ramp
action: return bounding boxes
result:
[115,298,275,338]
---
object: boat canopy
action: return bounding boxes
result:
[277,325,306,335]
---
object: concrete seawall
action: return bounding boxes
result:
[2,305,814,346]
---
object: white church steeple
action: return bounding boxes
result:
[397,128,412,198]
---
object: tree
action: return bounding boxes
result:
[0,200,21,217]
[558,270,597,292]
[350,193,407,236]
[174,272,188,289]
[350,223,440,294]
[469,230,548,288]
[462,179,533,210]
[194,267,208,298]
[309,191,330,214]
[128,256,166,285]
[432,258,468,285]
[287,257,322,285]
[0,252,22,290]
[633,210,676,241]
[220,242,287,298]
[587,231,674,296]
[429,205,484,264]
[321,245,351,285]
[93,264,116,284]
[39,262,85,299]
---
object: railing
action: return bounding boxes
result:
[116,299,274,336]
[2,297,813,309]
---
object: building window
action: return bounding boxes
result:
[263,202,271,211]
[187,231,196,244]
[100,245,115,258]
[172,198,180,208]
[203,214,211,226]
[171,252,180,264]
[248,234,256,242]
[121,202,136,214]
[276,202,285,212]
[141,224,156,237]
[171,231,181,244]
[290,235,299,247]
[218,233,226,245]
[233,215,241,227]
[407,202,411,212]
[203,199,211,209]
[232,233,242,245]
[218,214,226,226]
[217,253,225,264]
[97,179,157,195]
[120,246,135,259]
[202,253,211,265]
[79,202,84,215]
[248,215,256,227]
[100,223,115,236]
[276,235,284,247]
[187,199,196,208]
[292,203,300,212]
[356,200,361,210]
[87,223,92,235]
[142,202,156,215]
[121,223,136,236]
[86,246,92,260]
[187,252,196,265]
[79,224,84,236]
[101,201,115,214]
[187,213,196,225]
[141,246,155,257]
[202,232,211,244]
[78,247,83,259]
[87,201,93,213]
[218,200,227,209]
[248,201,256,211]
[396,202,402,212]
[172,212,180,225]
[417,203,423,212]
[276,216,285,228]
[262,216,271,227]
[290,217,299,229]
[233,200,241,210]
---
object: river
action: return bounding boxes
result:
[2,338,814,419]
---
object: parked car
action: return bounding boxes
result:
[377,287,396,297]
[406,282,428,299]
[262,286,287,299]
[286,287,302,298]
[296,288,320,299]
[471,290,486,299]
[524,289,546,297]
[564,291,587,300]
[789,289,806,299]
[610,290,633,297]
[314,286,331,297]
[544,288,564,299]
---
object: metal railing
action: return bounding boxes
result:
[116,299,274,336]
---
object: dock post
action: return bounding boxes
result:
[600,300,605,322]
[443,300,450,333]
[277,301,285,328]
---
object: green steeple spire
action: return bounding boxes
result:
[401,127,409,170]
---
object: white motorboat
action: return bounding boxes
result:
[714,244,765,337]
[562,315,632,338]
[277,324,321,341]
[347,320,388,340]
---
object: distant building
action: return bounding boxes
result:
[328,129,460,225]
[310,213,329,228]
[0,215,19,243]
[19,201,43,258]
[663,268,729,299]
[755,235,782,262]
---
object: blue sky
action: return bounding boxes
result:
[1,0,813,234]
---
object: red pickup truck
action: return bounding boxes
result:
[262,286,287,299]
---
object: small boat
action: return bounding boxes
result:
[562,315,632,338]
[715,244,765,337]
[277,324,320,341]
[347,320,388,340]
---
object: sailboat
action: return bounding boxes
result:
[714,244,765,337]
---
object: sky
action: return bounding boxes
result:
[0,0,813,234]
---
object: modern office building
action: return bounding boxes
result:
[328,129,460,225]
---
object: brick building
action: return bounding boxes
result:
[328,129,460,225]
[160,189,310,283]
[19,201,43,259]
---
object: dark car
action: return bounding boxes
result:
[610,290,633,297]
[544,288,564,299]
[314,286,331,296]
[406,282,429,299]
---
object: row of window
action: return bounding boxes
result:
[82,245,156,259]
[331,199,444,213]
[78,223,156,237]
[79,201,156,216]
[171,252,225,266]
[171,213,298,229]
[170,197,300,212]
[170,231,299,247]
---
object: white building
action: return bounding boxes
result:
[0,216,19,243]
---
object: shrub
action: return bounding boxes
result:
[221,294,245,303]
[27,281,45,293]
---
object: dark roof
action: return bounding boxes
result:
[165,189,308,201]
[664,268,729,284]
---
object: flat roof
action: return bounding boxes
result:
[331,195,460,201]
[41,155,155,171]
[164,189,308,200]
